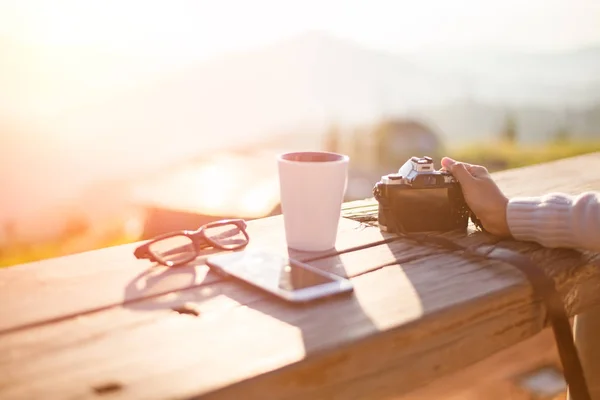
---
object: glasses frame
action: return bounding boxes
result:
[133,219,249,267]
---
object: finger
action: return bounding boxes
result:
[441,157,475,170]
[440,157,456,170]
[441,157,471,174]
[467,165,489,178]
[449,162,477,188]
[442,157,489,176]
[442,157,477,187]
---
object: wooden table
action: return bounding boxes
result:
[1,153,600,400]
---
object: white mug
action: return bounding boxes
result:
[277,151,349,252]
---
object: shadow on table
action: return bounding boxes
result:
[121,225,520,393]
[124,226,548,398]
[119,212,598,400]
[121,242,379,355]
[123,247,225,313]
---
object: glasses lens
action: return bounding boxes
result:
[148,235,196,266]
[204,222,248,249]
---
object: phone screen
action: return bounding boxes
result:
[208,250,340,292]
[277,260,336,291]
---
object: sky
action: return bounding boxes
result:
[1,0,600,64]
[2,0,599,114]
[1,0,600,238]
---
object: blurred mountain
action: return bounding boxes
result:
[41,31,600,156]
[1,31,600,232]
[45,31,465,155]
[407,45,600,108]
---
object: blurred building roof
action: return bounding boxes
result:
[132,149,285,220]
[130,145,388,238]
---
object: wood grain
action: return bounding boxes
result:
[1,153,599,400]
[0,251,537,400]
[0,236,598,399]
[391,328,563,400]
[492,152,600,198]
[0,216,394,335]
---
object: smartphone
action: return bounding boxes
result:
[206,249,353,303]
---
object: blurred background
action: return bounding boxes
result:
[1,0,600,267]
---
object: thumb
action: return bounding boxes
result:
[442,157,475,187]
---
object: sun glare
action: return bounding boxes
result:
[1,0,599,267]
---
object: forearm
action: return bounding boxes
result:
[506,192,600,252]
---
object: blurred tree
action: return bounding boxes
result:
[500,112,518,145]
[553,108,572,144]
[61,214,90,241]
[553,125,571,144]
[373,119,393,168]
[323,123,341,153]
[350,129,364,166]
[3,220,16,242]
[373,117,443,169]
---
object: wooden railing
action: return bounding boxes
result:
[0,152,599,400]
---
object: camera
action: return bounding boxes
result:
[373,156,481,233]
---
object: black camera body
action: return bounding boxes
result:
[373,156,480,233]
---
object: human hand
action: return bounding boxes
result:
[441,157,511,237]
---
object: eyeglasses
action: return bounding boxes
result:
[133,219,249,267]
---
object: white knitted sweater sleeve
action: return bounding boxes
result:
[506,192,600,252]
